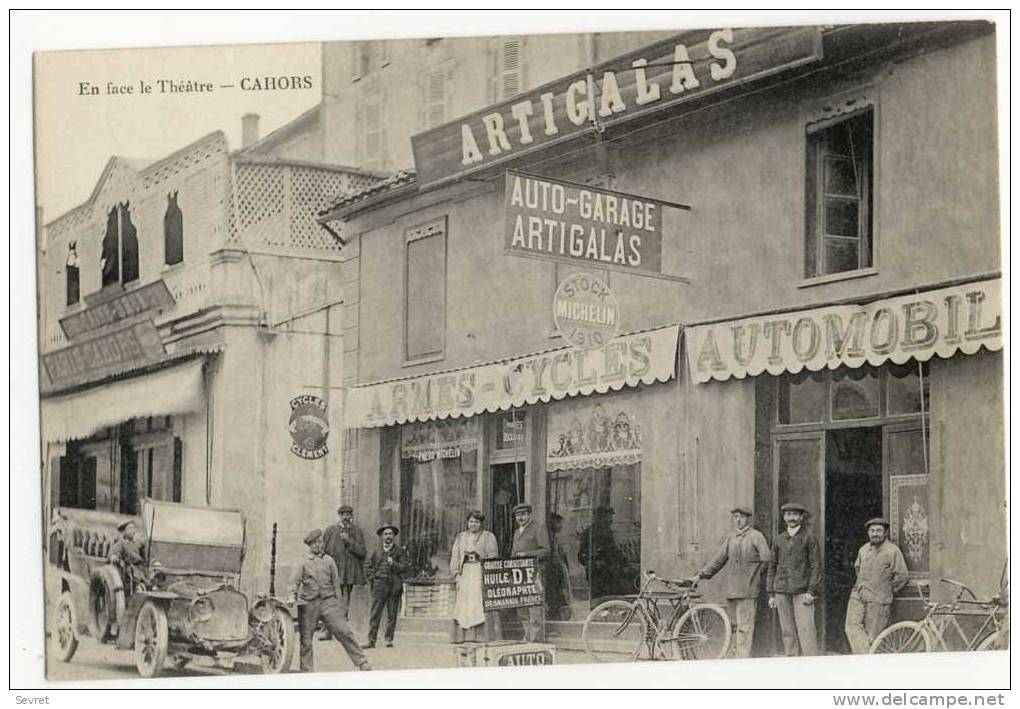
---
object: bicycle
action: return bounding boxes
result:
[869,578,1006,654]
[581,570,732,662]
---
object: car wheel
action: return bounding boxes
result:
[260,607,296,674]
[88,566,126,641]
[134,601,169,678]
[54,592,79,662]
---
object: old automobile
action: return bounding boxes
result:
[48,499,295,677]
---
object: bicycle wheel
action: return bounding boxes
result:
[669,603,732,660]
[976,630,1006,651]
[869,621,934,653]
[582,600,651,663]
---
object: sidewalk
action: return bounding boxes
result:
[305,635,593,674]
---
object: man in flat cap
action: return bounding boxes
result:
[363,524,410,648]
[689,506,772,658]
[767,502,821,656]
[322,505,367,620]
[289,528,371,672]
[510,503,550,642]
[109,520,146,592]
[844,517,909,653]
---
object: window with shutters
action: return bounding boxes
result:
[490,37,523,102]
[805,101,875,279]
[351,41,374,81]
[404,218,447,363]
[164,192,183,266]
[422,64,452,130]
[357,92,385,170]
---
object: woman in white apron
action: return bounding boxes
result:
[451,510,500,642]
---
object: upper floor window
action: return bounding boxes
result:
[805,107,874,278]
[357,92,385,170]
[65,241,80,306]
[404,217,447,363]
[490,37,523,103]
[100,202,139,288]
[351,41,390,82]
[421,64,452,130]
[164,192,183,266]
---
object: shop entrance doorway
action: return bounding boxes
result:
[491,462,525,558]
[823,427,882,654]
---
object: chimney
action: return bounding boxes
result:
[242,113,260,149]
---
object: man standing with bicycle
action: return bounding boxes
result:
[688,505,771,658]
[844,517,909,654]
[767,502,822,656]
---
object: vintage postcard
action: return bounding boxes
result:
[21,10,1009,692]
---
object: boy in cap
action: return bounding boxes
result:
[767,502,821,656]
[844,517,909,653]
[322,504,367,619]
[510,503,550,642]
[289,528,371,672]
[363,524,409,648]
[689,506,772,658]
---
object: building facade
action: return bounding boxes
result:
[38,129,385,595]
[321,22,1003,652]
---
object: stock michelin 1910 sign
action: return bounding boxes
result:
[505,170,673,277]
[411,26,823,189]
[554,272,620,350]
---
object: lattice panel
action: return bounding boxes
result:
[141,133,228,190]
[234,164,286,235]
[288,166,352,250]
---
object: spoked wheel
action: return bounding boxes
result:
[869,621,933,653]
[260,608,296,674]
[582,600,652,662]
[668,604,732,660]
[134,601,169,678]
[54,592,79,662]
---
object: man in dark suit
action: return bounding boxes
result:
[510,503,549,642]
[322,505,367,619]
[362,524,409,648]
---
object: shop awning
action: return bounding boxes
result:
[685,278,1002,383]
[40,357,207,442]
[345,324,679,428]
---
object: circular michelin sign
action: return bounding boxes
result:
[553,273,620,351]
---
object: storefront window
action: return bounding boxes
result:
[830,367,881,420]
[399,420,480,578]
[777,372,827,424]
[887,363,929,415]
[546,397,642,618]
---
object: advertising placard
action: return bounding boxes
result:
[482,557,543,611]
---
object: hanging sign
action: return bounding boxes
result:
[289,395,329,459]
[686,278,1002,383]
[554,272,620,351]
[505,170,677,278]
[482,557,543,611]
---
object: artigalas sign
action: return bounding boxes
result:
[505,170,672,277]
[411,26,823,188]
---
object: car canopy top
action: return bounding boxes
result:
[142,499,245,575]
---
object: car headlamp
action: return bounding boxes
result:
[252,599,274,622]
[191,596,215,622]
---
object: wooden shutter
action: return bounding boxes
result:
[427,69,446,128]
[172,437,183,503]
[500,38,522,99]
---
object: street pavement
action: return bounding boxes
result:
[45,631,594,682]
